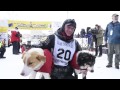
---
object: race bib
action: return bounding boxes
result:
[53,35,76,66]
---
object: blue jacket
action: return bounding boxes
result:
[104,21,120,44]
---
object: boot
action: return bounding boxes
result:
[115,66,119,69]
[95,46,98,56]
[98,45,102,57]
[106,64,112,68]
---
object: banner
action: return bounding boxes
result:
[0,27,8,33]
[0,19,8,33]
[0,19,8,46]
[8,20,52,30]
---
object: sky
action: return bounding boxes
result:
[0,39,120,79]
[0,11,120,34]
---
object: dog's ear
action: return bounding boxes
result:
[22,51,26,59]
[36,55,46,63]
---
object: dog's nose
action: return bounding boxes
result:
[21,72,25,76]
[90,70,94,72]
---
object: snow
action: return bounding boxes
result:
[0,46,120,79]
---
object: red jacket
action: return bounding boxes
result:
[70,52,80,70]
[11,31,20,43]
[36,49,80,74]
[36,49,53,74]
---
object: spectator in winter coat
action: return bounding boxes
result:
[0,39,6,59]
[11,27,22,55]
[86,27,93,51]
[93,24,103,57]
[105,14,120,69]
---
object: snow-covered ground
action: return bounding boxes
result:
[0,46,120,79]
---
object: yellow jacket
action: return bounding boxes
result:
[0,42,3,48]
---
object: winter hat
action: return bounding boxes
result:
[61,19,76,31]
[57,19,76,41]
[112,14,119,17]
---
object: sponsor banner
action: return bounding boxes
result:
[0,19,8,33]
[8,20,52,30]
[0,27,8,33]
[0,19,8,46]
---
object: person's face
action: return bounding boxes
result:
[112,15,119,21]
[64,24,75,36]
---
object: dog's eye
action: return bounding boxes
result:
[28,62,33,65]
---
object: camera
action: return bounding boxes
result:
[90,29,98,35]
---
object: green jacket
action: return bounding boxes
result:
[96,29,103,46]
[92,28,104,46]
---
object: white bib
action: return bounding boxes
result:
[53,35,76,66]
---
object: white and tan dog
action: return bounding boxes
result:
[20,48,53,79]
